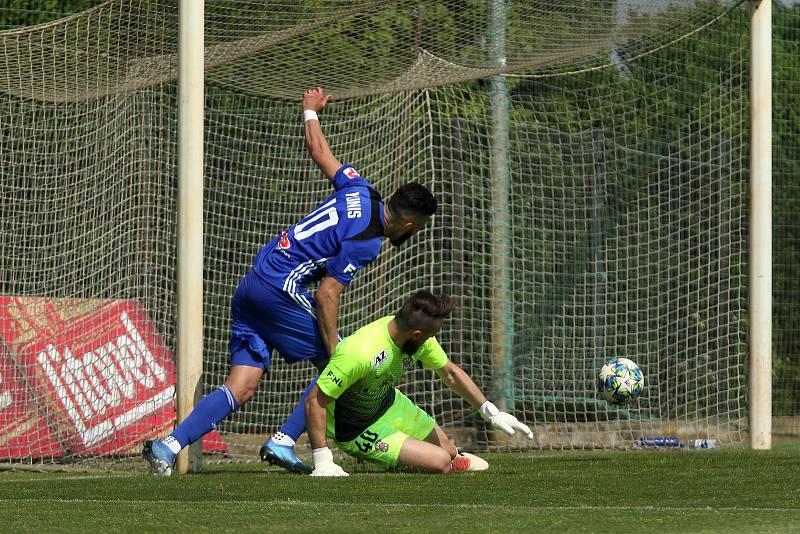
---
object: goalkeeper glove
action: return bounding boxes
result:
[479,401,534,439]
[310,447,349,477]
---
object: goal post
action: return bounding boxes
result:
[176,0,205,474]
[748,0,772,451]
[488,0,515,431]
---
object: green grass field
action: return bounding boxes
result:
[1,445,798,533]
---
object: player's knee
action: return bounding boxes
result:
[239,385,258,405]
[225,367,263,406]
[227,383,258,406]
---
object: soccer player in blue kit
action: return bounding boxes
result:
[143,87,437,476]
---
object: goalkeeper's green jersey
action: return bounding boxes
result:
[316,315,448,441]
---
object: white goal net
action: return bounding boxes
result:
[0,0,752,468]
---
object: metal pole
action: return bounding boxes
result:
[451,117,466,364]
[590,126,605,364]
[749,0,771,450]
[488,0,514,413]
[176,0,205,473]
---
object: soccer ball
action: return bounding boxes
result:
[598,357,644,406]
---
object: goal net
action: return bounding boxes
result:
[0,0,753,468]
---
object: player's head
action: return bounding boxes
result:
[395,290,455,354]
[384,183,437,247]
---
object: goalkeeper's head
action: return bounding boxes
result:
[384,183,437,247]
[394,291,455,355]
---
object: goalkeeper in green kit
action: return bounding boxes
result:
[305,290,533,476]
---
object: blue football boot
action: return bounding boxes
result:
[143,439,176,477]
[260,438,312,474]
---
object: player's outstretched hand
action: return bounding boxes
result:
[311,462,349,477]
[479,401,534,440]
[310,447,349,477]
[303,87,332,113]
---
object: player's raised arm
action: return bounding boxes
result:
[434,360,533,439]
[303,87,342,182]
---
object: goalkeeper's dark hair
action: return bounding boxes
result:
[395,291,456,331]
[388,183,437,219]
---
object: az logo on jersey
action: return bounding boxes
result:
[372,350,388,369]
[344,167,360,179]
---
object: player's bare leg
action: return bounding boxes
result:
[420,423,489,472]
[396,436,454,474]
[423,424,458,458]
[224,364,264,406]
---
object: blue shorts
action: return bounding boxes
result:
[229,271,330,370]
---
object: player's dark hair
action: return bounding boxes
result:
[388,183,437,219]
[395,291,456,331]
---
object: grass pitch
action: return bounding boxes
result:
[0,444,798,533]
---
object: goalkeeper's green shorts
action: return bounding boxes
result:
[335,389,436,469]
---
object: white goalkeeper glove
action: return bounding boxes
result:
[310,447,349,477]
[480,401,533,439]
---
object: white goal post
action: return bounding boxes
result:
[176,0,205,474]
[748,0,772,451]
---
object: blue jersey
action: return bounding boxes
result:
[251,163,384,305]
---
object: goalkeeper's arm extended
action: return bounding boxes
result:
[435,360,533,439]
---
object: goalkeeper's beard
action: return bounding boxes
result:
[390,231,413,248]
[402,339,421,355]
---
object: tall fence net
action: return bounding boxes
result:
[0,0,795,469]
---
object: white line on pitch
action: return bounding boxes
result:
[0,498,797,514]
[0,474,140,484]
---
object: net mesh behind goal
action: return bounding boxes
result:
[0,0,752,468]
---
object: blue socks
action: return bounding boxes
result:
[168,379,316,449]
[278,378,317,441]
[170,385,239,449]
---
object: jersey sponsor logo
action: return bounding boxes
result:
[345,191,362,219]
[278,231,291,249]
[343,166,360,179]
[343,263,358,276]
[326,369,343,387]
[276,231,292,259]
[372,350,388,369]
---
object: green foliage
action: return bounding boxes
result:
[772,4,800,416]
[0,0,100,29]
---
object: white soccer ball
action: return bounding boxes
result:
[598,357,644,406]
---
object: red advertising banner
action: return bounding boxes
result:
[0,341,62,459]
[0,297,227,459]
